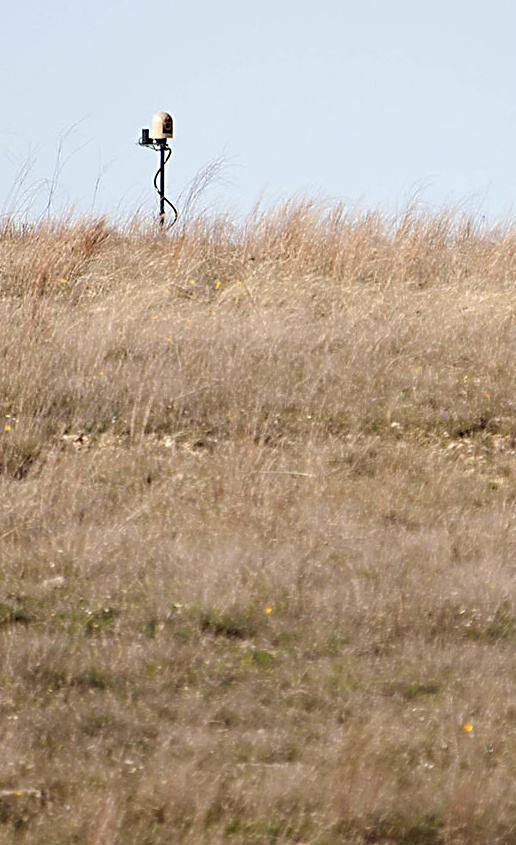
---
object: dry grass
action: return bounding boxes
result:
[2,200,516,843]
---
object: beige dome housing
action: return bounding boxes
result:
[151,111,174,140]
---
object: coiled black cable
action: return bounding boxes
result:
[153,145,178,228]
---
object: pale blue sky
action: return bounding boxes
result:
[1,1,515,222]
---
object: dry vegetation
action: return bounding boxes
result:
[2,200,516,843]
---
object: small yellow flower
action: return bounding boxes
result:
[60,278,67,284]
[4,425,11,432]
[189,279,195,285]
[166,337,172,342]
[265,606,273,614]
[98,370,105,376]
[463,723,473,732]
[215,281,221,289]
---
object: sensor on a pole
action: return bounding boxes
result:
[138,111,178,229]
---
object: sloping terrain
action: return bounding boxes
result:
[2,203,516,843]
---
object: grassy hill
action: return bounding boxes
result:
[2,201,516,843]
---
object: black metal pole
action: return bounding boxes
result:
[159,143,166,229]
